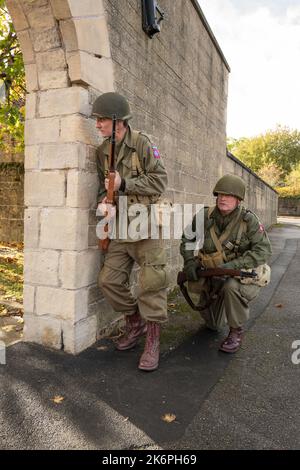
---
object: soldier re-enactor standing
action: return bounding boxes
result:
[180,174,272,353]
[92,92,169,371]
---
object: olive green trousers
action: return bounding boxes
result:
[98,239,169,323]
[200,277,261,330]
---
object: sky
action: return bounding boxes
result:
[199,0,300,138]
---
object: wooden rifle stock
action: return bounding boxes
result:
[177,266,257,286]
[99,115,117,252]
[177,266,257,312]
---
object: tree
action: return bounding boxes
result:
[0,0,25,157]
[228,126,300,179]
[285,163,300,189]
[257,163,283,187]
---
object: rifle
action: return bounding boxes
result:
[177,266,257,311]
[99,114,117,252]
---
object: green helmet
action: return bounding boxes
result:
[213,174,246,200]
[92,92,132,120]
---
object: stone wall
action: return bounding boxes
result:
[103,0,230,277]
[278,198,300,216]
[5,0,277,353]
[0,163,24,242]
[225,152,278,228]
[103,0,277,275]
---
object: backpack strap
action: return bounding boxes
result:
[209,205,244,262]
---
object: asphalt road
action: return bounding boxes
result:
[1,218,300,450]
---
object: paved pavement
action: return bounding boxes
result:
[1,217,300,450]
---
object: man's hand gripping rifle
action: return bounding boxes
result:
[177,263,257,312]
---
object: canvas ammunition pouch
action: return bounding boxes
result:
[140,246,170,292]
[198,206,246,266]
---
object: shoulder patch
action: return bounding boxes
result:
[152,145,161,159]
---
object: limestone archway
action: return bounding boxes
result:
[6,0,114,353]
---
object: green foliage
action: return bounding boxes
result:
[285,163,300,189]
[257,163,283,187]
[0,1,25,157]
[275,186,300,199]
[228,126,300,176]
[228,126,300,196]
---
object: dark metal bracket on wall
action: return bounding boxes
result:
[141,0,165,38]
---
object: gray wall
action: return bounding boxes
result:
[278,198,300,216]
[103,0,277,277]
[225,153,277,228]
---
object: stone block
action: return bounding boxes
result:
[5,0,29,31]
[25,118,60,145]
[50,0,71,19]
[66,51,114,93]
[39,87,90,117]
[39,143,87,170]
[27,4,56,31]
[24,208,40,248]
[60,114,100,147]
[23,284,35,313]
[59,19,78,52]
[26,93,37,120]
[36,286,88,321]
[24,171,65,206]
[66,170,98,208]
[17,30,35,64]
[68,0,104,17]
[25,63,38,92]
[32,27,61,53]
[36,49,66,73]
[23,314,62,349]
[39,71,69,90]
[59,249,100,289]
[62,315,97,354]
[24,250,60,286]
[40,208,89,250]
[25,146,39,169]
[73,17,110,57]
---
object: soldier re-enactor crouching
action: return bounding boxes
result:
[180,174,272,353]
[92,92,169,371]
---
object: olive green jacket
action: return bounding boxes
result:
[96,125,168,241]
[96,125,168,203]
[180,205,272,269]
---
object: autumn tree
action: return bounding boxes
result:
[228,126,300,179]
[0,0,25,157]
[257,163,283,187]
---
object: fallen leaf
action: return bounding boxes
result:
[275,303,283,308]
[97,346,108,351]
[161,413,176,423]
[52,395,64,404]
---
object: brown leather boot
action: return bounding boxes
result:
[219,327,243,353]
[138,322,160,371]
[115,312,147,351]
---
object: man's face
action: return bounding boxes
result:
[217,193,239,215]
[96,117,113,137]
[96,117,126,141]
